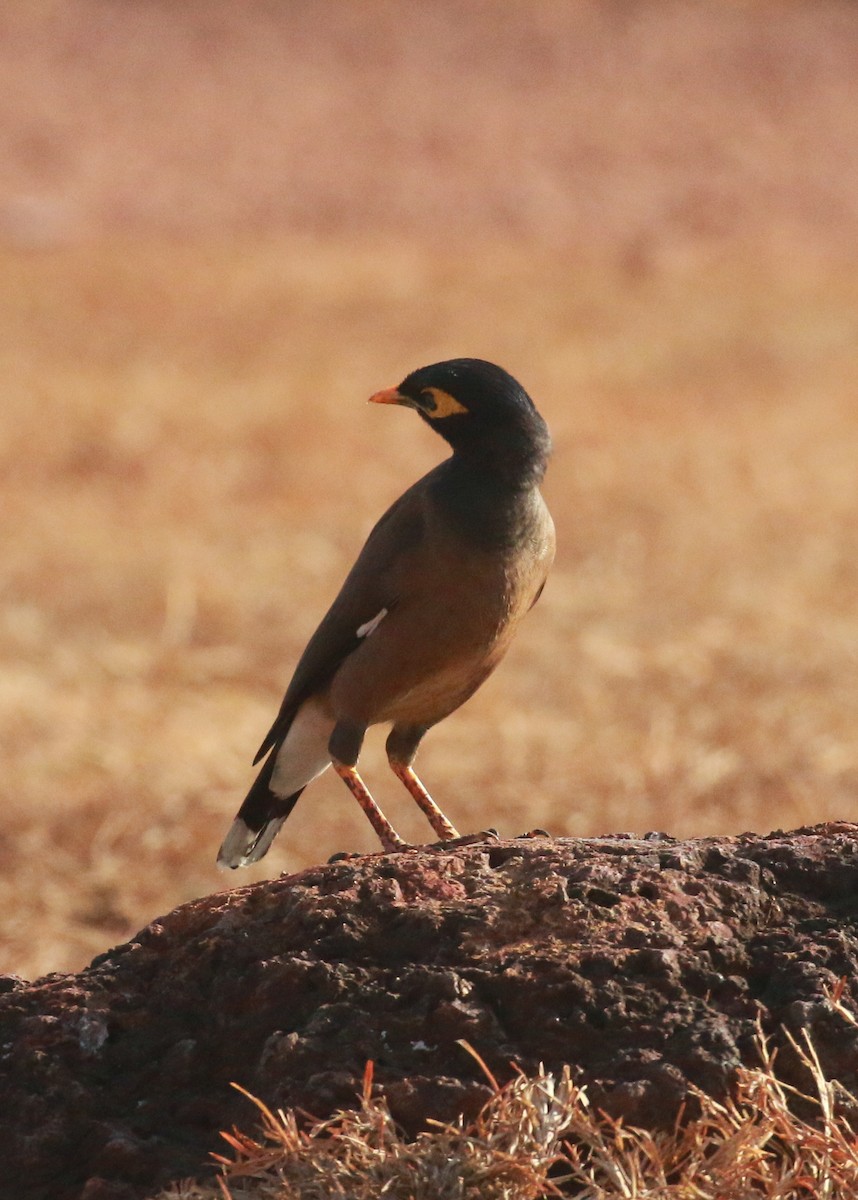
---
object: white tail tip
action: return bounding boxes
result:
[216,816,286,869]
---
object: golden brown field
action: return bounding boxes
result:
[2,2,858,978]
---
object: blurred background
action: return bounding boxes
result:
[2,1,858,977]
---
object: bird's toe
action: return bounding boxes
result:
[431,829,501,851]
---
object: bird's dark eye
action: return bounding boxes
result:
[417,387,467,418]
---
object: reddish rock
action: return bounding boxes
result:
[2,823,858,1199]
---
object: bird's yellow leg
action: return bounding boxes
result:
[390,762,460,841]
[332,761,407,852]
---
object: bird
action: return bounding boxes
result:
[217,357,555,868]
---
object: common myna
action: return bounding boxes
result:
[218,358,555,867]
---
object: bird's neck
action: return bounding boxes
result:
[431,437,550,549]
[445,413,552,490]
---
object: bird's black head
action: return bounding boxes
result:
[369,358,551,486]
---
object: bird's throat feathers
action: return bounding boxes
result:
[430,444,550,550]
[426,407,551,487]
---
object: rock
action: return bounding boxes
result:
[2,823,858,1200]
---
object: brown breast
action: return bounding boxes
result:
[328,488,554,728]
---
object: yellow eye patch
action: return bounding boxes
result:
[420,387,468,418]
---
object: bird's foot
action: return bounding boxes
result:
[430,828,500,851]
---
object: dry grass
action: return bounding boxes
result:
[3,3,858,977]
[154,1024,858,1199]
[4,3,858,253]
[2,236,858,977]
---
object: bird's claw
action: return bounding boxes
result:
[432,829,500,851]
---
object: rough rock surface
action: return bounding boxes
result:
[2,823,858,1200]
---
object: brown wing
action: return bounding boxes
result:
[252,470,432,763]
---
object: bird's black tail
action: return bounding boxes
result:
[217,749,305,869]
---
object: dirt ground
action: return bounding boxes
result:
[2,1,858,977]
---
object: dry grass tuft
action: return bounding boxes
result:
[155,1025,858,1199]
[157,1061,592,1200]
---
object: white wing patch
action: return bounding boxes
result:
[356,607,388,639]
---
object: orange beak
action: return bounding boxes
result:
[368,386,406,406]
